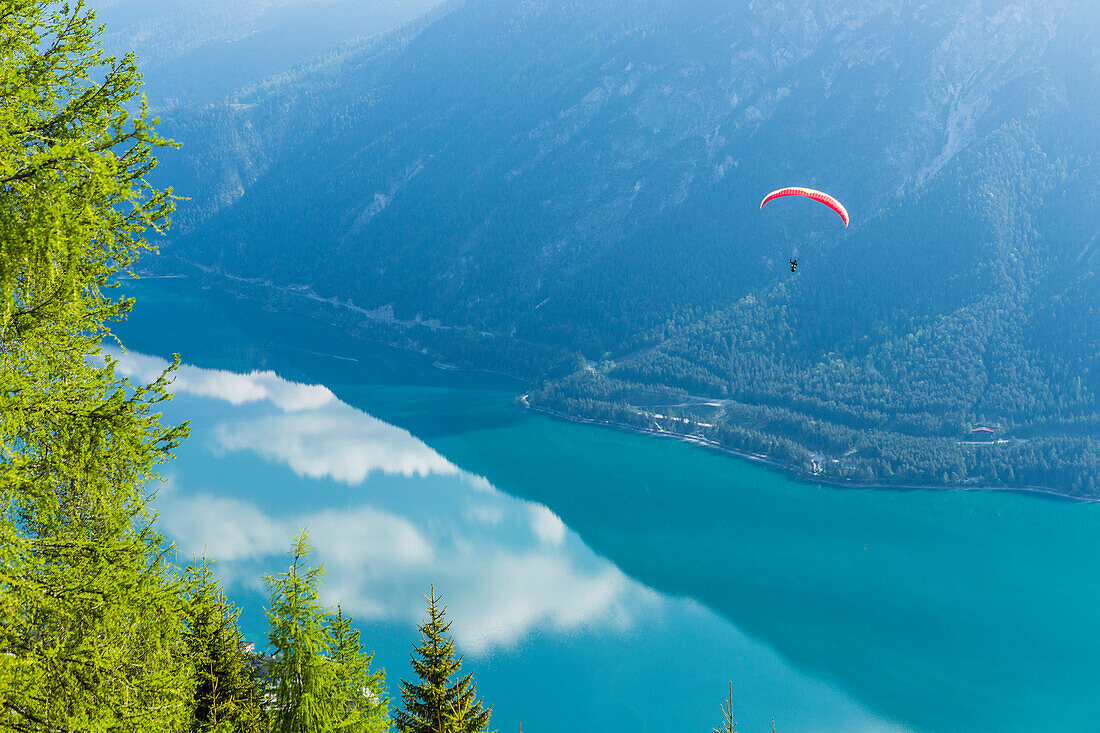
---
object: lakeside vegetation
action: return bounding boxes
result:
[165,261,1100,498]
[528,367,1100,495]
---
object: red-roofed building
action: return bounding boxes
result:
[969,426,997,441]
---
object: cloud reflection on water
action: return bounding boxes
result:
[115,349,458,479]
[214,411,459,481]
[116,349,336,411]
[119,350,658,653]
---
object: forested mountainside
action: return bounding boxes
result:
[91,0,442,107]
[148,0,1100,493]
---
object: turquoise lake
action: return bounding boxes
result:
[115,277,1100,733]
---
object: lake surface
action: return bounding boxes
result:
[115,276,1100,733]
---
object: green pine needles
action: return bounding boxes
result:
[328,607,390,733]
[184,561,267,733]
[395,587,493,733]
[264,533,390,733]
[713,682,737,733]
[0,1,190,730]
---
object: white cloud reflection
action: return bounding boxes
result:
[112,349,457,480]
[160,484,644,653]
[123,350,660,654]
[114,350,335,412]
[214,411,458,481]
[528,505,567,547]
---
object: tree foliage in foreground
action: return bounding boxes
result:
[265,533,390,733]
[184,561,267,733]
[0,1,189,730]
[328,605,391,733]
[713,682,738,733]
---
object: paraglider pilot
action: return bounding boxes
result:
[759,187,849,277]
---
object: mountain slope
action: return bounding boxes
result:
[93,0,443,107]
[149,0,1100,492]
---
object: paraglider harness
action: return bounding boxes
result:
[789,258,798,273]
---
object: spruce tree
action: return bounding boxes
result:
[395,587,493,733]
[184,560,266,733]
[0,1,190,730]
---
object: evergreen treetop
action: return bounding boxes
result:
[184,559,266,733]
[328,605,391,733]
[264,533,390,733]
[395,586,493,733]
[265,533,335,733]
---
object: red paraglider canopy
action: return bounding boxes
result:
[760,187,849,227]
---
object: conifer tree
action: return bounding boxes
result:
[264,534,392,733]
[328,605,391,733]
[713,682,738,733]
[265,533,336,733]
[395,587,493,733]
[0,1,190,730]
[184,560,266,733]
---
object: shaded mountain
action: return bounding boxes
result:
[148,0,1100,492]
[92,0,443,107]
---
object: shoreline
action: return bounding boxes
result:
[522,399,1098,504]
[141,270,1096,504]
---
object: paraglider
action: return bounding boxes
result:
[760,187,849,272]
[760,187,849,227]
